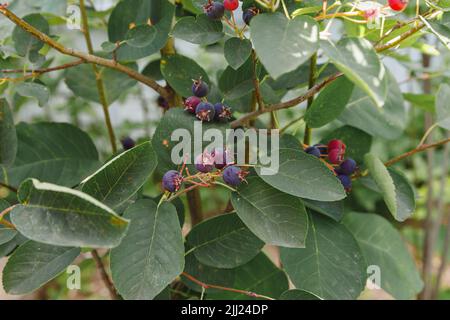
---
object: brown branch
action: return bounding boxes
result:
[181,272,275,300]
[251,50,265,111]
[0,181,17,193]
[231,72,343,128]
[1,59,85,75]
[0,205,16,229]
[91,250,120,300]
[374,22,425,53]
[80,0,117,154]
[384,137,450,167]
[0,6,169,100]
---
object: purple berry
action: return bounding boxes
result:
[184,96,201,114]
[195,152,215,173]
[339,158,357,175]
[195,102,215,122]
[192,79,209,97]
[162,170,183,192]
[204,1,225,20]
[313,144,327,156]
[305,146,321,158]
[214,103,232,121]
[212,147,232,169]
[243,7,257,25]
[121,137,135,150]
[223,165,247,187]
[157,96,169,109]
[337,174,352,192]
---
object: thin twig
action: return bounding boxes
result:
[91,250,120,300]
[251,50,265,111]
[181,272,275,300]
[384,137,450,167]
[1,59,85,75]
[0,182,17,193]
[0,6,169,99]
[0,206,16,229]
[231,72,343,128]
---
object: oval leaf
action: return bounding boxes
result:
[172,14,224,45]
[11,179,129,248]
[110,200,184,300]
[231,174,308,248]
[81,141,157,210]
[343,212,423,299]
[224,38,252,70]
[256,148,346,201]
[15,82,49,107]
[251,13,319,79]
[280,212,367,300]
[3,241,80,295]
[187,213,264,268]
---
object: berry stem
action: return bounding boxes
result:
[91,249,120,300]
[181,272,275,300]
[0,205,16,229]
[303,53,317,145]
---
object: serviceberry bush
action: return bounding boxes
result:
[0,0,449,300]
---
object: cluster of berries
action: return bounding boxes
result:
[204,0,258,25]
[305,139,357,192]
[184,79,232,123]
[162,147,248,193]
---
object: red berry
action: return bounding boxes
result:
[223,0,239,11]
[328,148,344,164]
[327,139,346,152]
[388,0,408,11]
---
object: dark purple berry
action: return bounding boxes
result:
[195,152,215,173]
[162,170,183,192]
[212,147,232,169]
[121,137,135,150]
[338,158,357,175]
[192,79,209,97]
[214,103,232,121]
[223,165,247,187]
[313,144,327,156]
[204,1,225,20]
[337,174,352,192]
[184,96,201,114]
[195,102,215,122]
[305,146,321,158]
[157,96,169,109]
[243,7,257,25]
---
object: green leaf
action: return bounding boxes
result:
[0,232,27,258]
[0,228,16,245]
[280,289,321,300]
[436,83,450,130]
[321,126,372,164]
[15,82,49,107]
[224,38,252,70]
[160,54,209,98]
[231,174,308,248]
[0,122,99,188]
[280,213,367,300]
[0,99,17,167]
[207,253,289,300]
[343,212,423,299]
[153,108,229,174]
[302,199,344,222]
[12,14,49,58]
[256,148,346,201]
[338,71,406,140]
[80,141,157,210]
[364,154,415,222]
[108,0,174,61]
[305,77,354,128]
[251,13,319,79]
[403,93,435,112]
[142,59,163,80]
[11,179,129,248]
[187,213,264,268]
[2,241,80,295]
[172,14,224,45]
[65,62,137,104]
[125,24,157,48]
[218,58,259,100]
[321,37,388,107]
[421,16,450,50]
[110,200,184,300]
